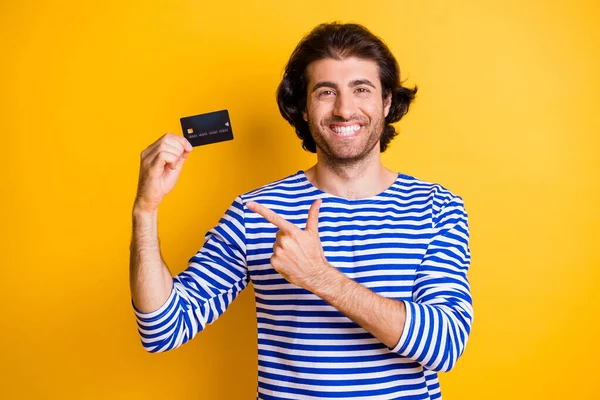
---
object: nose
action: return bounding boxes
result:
[332,90,357,120]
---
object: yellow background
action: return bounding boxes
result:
[1,0,599,398]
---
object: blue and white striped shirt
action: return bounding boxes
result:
[134,170,473,399]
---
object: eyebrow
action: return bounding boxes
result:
[311,79,377,92]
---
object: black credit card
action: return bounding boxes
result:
[180,109,234,147]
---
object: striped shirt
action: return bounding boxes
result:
[133,170,473,399]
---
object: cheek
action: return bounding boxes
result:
[307,105,330,126]
[360,101,385,119]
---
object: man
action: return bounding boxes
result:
[130,22,473,400]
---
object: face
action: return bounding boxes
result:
[303,56,392,165]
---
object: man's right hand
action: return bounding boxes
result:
[134,133,193,214]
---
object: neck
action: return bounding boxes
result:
[304,149,398,200]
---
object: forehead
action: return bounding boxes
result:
[305,57,380,88]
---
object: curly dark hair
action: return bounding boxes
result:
[277,22,418,153]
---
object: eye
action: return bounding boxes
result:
[356,87,371,93]
[318,90,335,97]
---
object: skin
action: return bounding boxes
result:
[130,133,192,312]
[302,56,399,200]
[130,56,406,348]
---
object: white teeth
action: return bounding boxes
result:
[331,125,361,136]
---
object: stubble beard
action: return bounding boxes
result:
[307,113,386,169]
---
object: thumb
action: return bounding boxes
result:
[306,199,322,232]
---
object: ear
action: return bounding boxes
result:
[302,109,308,122]
[383,91,392,118]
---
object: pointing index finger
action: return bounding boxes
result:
[247,201,296,233]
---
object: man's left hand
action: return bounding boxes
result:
[246,199,331,291]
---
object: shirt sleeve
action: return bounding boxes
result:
[132,195,249,353]
[389,193,474,372]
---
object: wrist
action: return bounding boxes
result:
[131,203,159,244]
[309,263,346,300]
[133,201,158,217]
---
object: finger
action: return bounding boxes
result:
[143,142,186,167]
[275,229,284,241]
[172,152,188,171]
[141,133,171,158]
[141,133,191,160]
[164,133,193,152]
[149,151,178,174]
[247,201,297,233]
[306,199,322,233]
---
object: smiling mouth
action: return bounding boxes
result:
[329,124,362,137]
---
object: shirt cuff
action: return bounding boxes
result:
[132,285,177,321]
[390,299,415,354]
